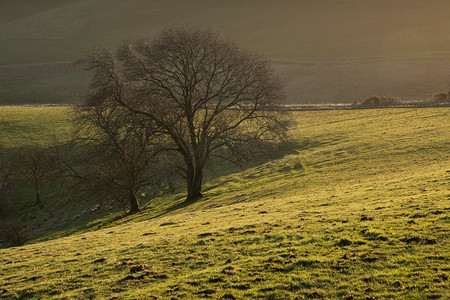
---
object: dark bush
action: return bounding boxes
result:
[361,96,398,107]
[0,218,29,246]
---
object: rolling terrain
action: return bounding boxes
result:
[1,0,450,103]
[0,107,448,299]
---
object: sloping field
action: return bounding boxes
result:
[1,0,450,103]
[275,57,450,103]
[0,106,73,147]
[2,0,450,64]
[0,63,88,104]
[2,57,450,104]
[0,107,448,299]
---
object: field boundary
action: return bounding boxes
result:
[276,102,450,111]
[1,102,450,111]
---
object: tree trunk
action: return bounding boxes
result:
[185,166,203,203]
[128,191,140,214]
[35,187,41,205]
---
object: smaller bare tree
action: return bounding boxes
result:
[0,146,13,219]
[0,146,29,247]
[73,90,165,213]
[17,144,60,207]
[0,217,29,246]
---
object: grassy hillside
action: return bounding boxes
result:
[0,107,448,299]
[0,63,89,105]
[2,57,450,105]
[2,0,450,64]
[0,106,73,147]
[0,1,81,26]
[1,0,450,103]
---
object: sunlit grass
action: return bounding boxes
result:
[0,107,448,299]
[0,106,73,147]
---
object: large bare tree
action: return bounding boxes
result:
[85,28,287,203]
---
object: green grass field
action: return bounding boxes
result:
[0,106,73,147]
[2,0,450,104]
[0,107,448,299]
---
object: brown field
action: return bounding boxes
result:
[1,0,450,103]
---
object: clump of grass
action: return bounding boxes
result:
[335,238,352,247]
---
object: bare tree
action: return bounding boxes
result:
[85,28,287,203]
[0,146,29,247]
[0,146,13,219]
[73,92,164,213]
[0,217,29,246]
[17,144,60,206]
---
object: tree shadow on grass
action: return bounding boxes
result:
[202,138,323,189]
[120,138,325,215]
[9,138,326,248]
[76,138,326,231]
[132,138,326,221]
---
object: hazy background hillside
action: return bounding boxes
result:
[1,0,450,104]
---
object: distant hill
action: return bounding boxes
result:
[1,0,450,104]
